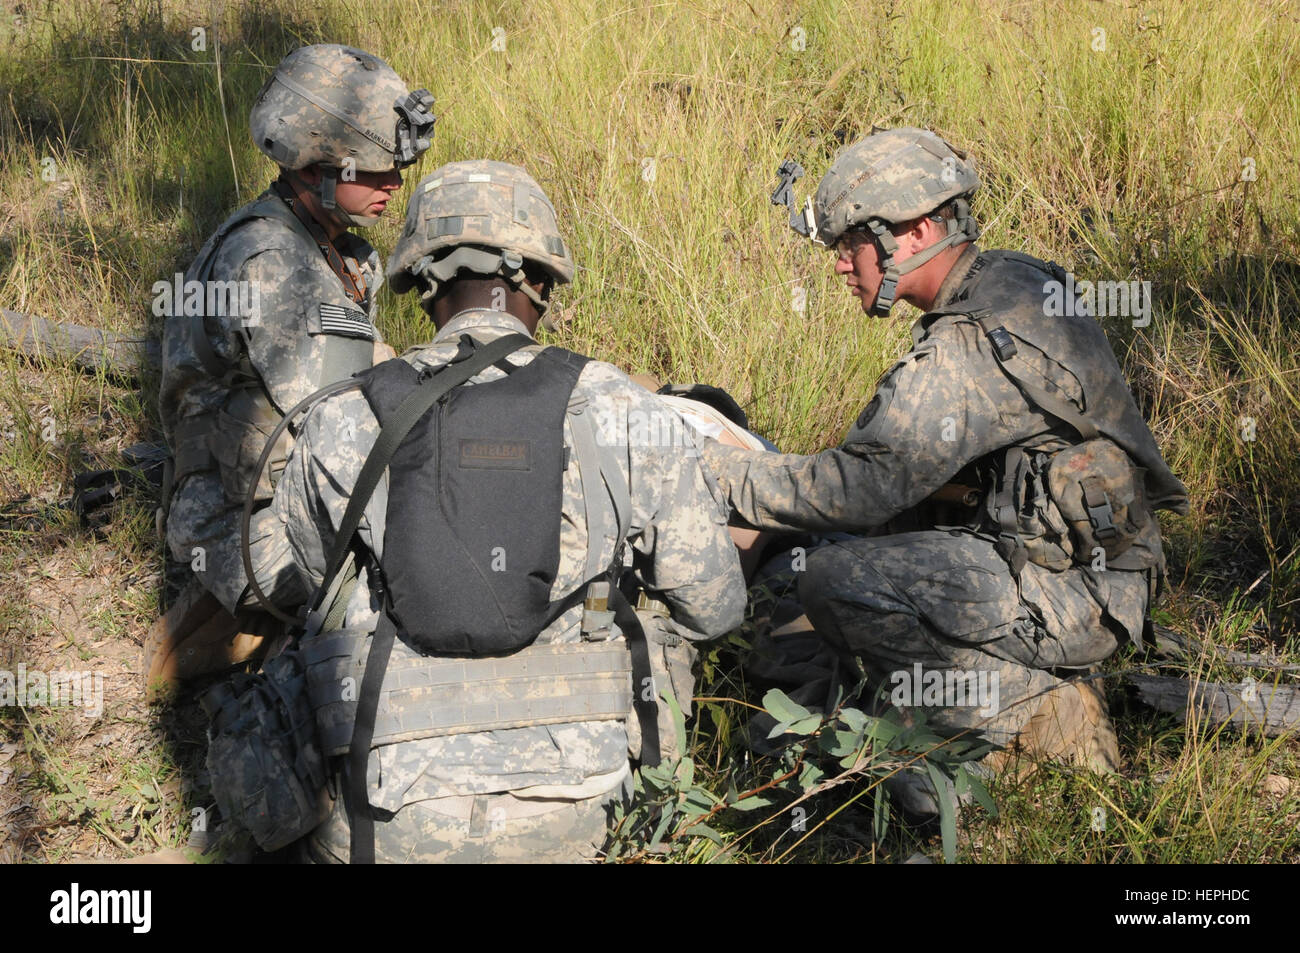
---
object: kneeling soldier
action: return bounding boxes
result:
[246,160,745,862]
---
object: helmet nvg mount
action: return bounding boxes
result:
[250,44,435,228]
[387,160,574,318]
[772,127,980,315]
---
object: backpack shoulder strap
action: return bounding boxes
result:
[966,308,1100,442]
[566,388,663,766]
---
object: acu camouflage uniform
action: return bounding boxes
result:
[159,194,384,613]
[706,131,1187,748]
[259,309,745,862]
[159,45,431,614]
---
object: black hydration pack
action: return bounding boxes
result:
[316,333,660,862]
[358,338,591,654]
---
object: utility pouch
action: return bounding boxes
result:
[208,386,289,503]
[1047,438,1148,566]
[200,648,329,851]
[624,610,699,764]
[1002,449,1074,572]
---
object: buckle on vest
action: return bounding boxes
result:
[635,591,670,619]
[986,325,1018,361]
[1080,476,1118,541]
[581,581,616,641]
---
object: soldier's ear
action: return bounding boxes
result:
[526,275,552,301]
[901,215,940,253]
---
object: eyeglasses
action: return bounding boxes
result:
[835,229,873,261]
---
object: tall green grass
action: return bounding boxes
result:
[1,0,1297,861]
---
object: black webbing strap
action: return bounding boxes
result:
[347,602,397,864]
[992,446,1028,576]
[305,333,534,628]
[608,581,661,768]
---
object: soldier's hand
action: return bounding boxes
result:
[373,340,397,364]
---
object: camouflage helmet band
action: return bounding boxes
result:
[284,166,382,230]
[813,127,981,248]
[863,199,979,315]
[410,246,552,316]
[271,71,397,154]
[387,160,575,299]
[250,45,433,178]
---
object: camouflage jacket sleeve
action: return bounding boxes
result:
[603,372,747,638]
[702,317,1058,533]
[195,214,382,417]
[264,388,383,597]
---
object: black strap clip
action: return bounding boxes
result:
[986,325,1018,361]
[1080,476,1118,541]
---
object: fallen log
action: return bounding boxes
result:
[0,309,160,380]
[1150,623,1300,672]
[1130,674,1300,738]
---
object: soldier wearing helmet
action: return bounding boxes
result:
[148,46,434,691]
[703,128,1188,794]
[239,160,744,862]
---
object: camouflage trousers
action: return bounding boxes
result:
[797,529,1147,746]
[303,767,630,864]
[166,471,303,615]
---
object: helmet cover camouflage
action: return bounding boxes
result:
[814,127,979,246]
[388,160,574,298]
[250,44,434,174]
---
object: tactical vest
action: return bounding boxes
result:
[162,187,376,512]
[920,250,1189,575]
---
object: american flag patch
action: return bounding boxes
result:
[318,303,376,341]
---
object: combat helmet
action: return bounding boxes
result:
[388,160,574,317]
[250,44,434,227]
[820,128,979,314]
[773,127,980,315]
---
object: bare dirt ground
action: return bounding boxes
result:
[0,362,208,863]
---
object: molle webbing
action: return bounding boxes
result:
[304,631,633,756]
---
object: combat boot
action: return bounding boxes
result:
[986,678,1121,778]
[143,581,269,700]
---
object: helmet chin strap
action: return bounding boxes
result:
[866,198,980,316]
[290,167,382,230]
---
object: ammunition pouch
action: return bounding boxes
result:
[208,385,291,504]
[1048,438,1151,567]
[200,648,329,851]
[988,438,1157,573]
